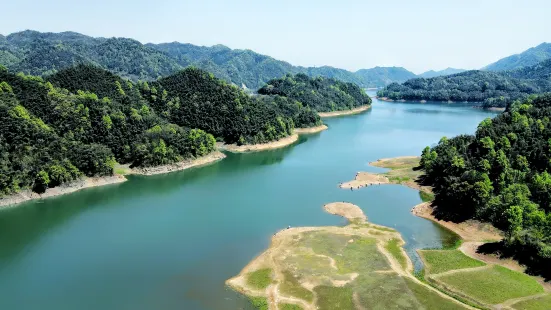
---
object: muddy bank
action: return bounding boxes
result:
[0,175,127,208]
[318,105,371,118]
[130,151,226,175]
[218,134,299,153]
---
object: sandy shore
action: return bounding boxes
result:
[0,175,127,208]
[318,105,371,118]
[0,151,227,208]
[218,134,299,153]
[294,124,328,134]
[130,151,226,175]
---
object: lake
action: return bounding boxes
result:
[0,94,497,310]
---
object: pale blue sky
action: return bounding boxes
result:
[2,0,550,73]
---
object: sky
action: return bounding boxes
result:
[2,0,550,73]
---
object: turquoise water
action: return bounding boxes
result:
[0,95,496,309]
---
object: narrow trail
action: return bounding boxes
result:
[375,241,476,309]
[497,292,550,309]
[429,265,492,278]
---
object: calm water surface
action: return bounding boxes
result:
[0,95,497,309]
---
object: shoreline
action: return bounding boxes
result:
[217,134,299,153]
[129,151,226,176]
[0,175,127,208]
[377,97,506,111]
[0,151,227,208]
[317,105,371,118]
[293,124,328,134]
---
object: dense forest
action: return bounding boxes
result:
[377,62,551,107]
[0,30,417,89]
[0,64,322,197]
[419,94,551,277]
[258,74,372,112]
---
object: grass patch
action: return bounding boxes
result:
[248,296,268,310]
[385,238,408,270]
[419,250,485,274]
[246,268,272,289]
[388,176,411,183]
[280,270,314,302]
[437,265,544,305]
[511,293,551,310]
[279,303,303,310]
[403,278,468,309]
[419,191,435,202]
[314,285,354,310]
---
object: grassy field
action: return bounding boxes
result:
[435,265,544,305]
[279,303,304,310]
[246,268,272,289]
[403,278,467,310]
[419,250,486,274]
[280,270,314,302]
[385,238,408,269]
[248,296,268,310]
[511,293,551,310]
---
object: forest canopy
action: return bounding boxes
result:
[419,94,551,277]
[0,64,326,197]
[377,61,551,108]
[258,73,372,112]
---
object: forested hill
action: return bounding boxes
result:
[0,30,415,89]
[377,62,551,107]
[419,68,466,78]
[0,64,321,197]
[484,42,551,71]
[355,67,416,87]
[419,94,551,278]
[258,73,372,112]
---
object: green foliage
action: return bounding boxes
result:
[377,66,551,107]
[248,296,268,310]
[419,94,551,277]
[314,285,354,310]
[280,270,314,302]
[2,30,416,88]
[246,268,272,290]
[403,278,467,310]
[419,250,486,274]
[258,73,371,112]
[148,67,297,144]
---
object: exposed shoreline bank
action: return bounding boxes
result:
[293,124,328,134]
[217,134,299,153]
[0,175,127,208]
[0,151,227,208]
[318,105,371,118]
[129,151,226,176]
[377,97,506,111]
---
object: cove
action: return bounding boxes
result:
[0,94,497,310]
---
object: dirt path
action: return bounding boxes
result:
[497,292,550,309]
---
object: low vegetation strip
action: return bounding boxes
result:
[385,238,408,270]
[433,265,544,306]
[419,250,486,274]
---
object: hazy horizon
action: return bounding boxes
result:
[2,0,550,74]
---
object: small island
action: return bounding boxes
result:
[227,202,468,310]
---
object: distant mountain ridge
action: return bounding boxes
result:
[484,42,551,71]
[0,30,416,89]
[419,68,466,78]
